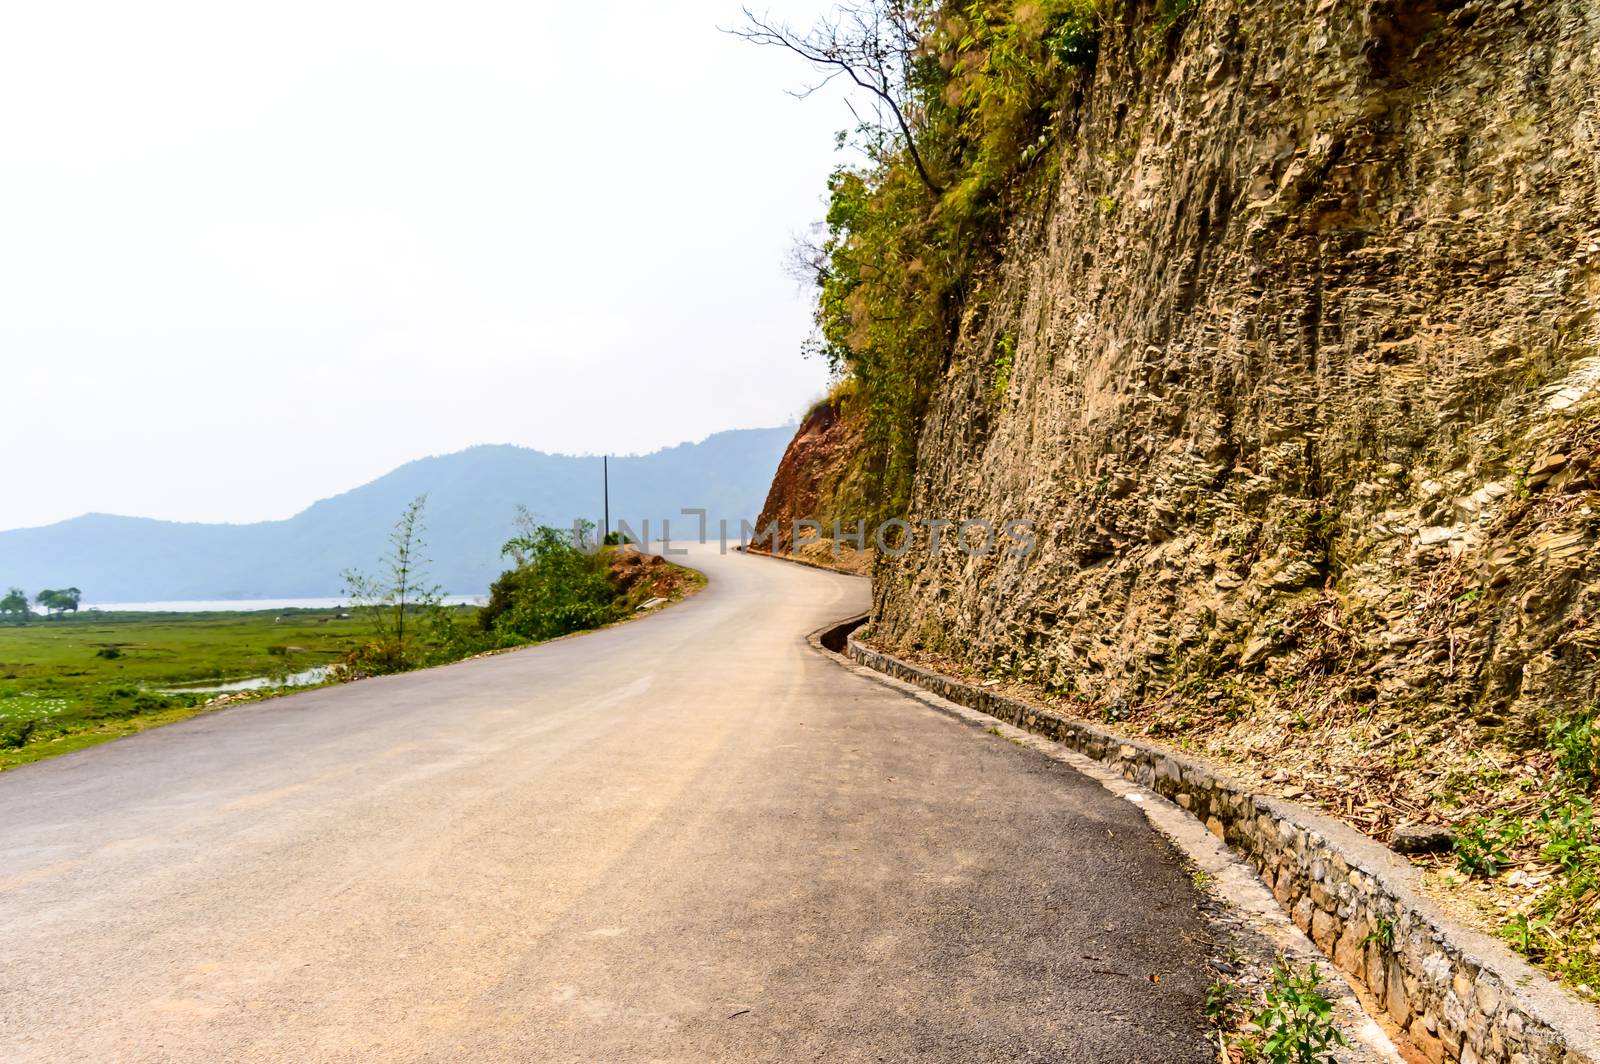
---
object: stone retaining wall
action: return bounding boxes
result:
[847,635,1600,1064]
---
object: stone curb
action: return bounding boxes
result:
[742,545,868,578]
[838,628,1600,1064]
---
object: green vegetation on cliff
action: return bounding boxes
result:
[748,0,1138,519]
[749,0,1199,520]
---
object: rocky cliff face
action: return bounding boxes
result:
[826,1,1600,745]
[753,394,869,555]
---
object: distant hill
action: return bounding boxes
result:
[0,427,794,602]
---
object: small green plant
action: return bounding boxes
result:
[1538,795,1599,872]
[93,647,121,660]
[1551,708,1599,790]
[1190,869,1215,889]
[265,645,288,656]
[479,515,621,645]
[1045,3,1100,66]
[1250,961,1346,1064]
[1153,0,1197,34]
[991,334,1016,403]
[1455,814,1523,878]
[1503,912,1552,954]
[130,693,173,714]
[1361,916,1394,950]
[1205,978,1238,1028]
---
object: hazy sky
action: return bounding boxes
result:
[1,0,845,531]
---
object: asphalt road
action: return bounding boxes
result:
[0,545,1213,1062]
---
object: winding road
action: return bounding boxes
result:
[0,545,1213,1062]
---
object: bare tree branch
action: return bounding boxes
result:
[730,4,943,196]
[784,223,831,289]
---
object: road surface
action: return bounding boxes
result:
[0,545,1213,1062]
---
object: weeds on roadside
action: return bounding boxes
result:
[1205,977,1238,1028]
[1453,705,1600,991]
[1360,916,1394,951]
[1247,961,1345,1064]
[1209,959,1344,1064]
[1552,708,1599,789]
[1454,814,1523,877]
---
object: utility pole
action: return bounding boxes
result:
[603,455,610,546]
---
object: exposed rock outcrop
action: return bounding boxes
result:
[753,393,869,555]
[858,0,1599,740]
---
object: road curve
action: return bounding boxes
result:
[0,545,1213,1062]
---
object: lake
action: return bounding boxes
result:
[81,596,486,613]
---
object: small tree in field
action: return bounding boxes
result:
[34,588,80,617]
[0,588,30,623]
[342,495,443,672]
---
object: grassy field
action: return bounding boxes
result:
[0,553,705,772]
[0,609,376,771]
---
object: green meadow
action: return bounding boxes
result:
[0,609,374,770]
[0,530,703,772]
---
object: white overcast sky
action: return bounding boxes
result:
[0,0,845,530]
